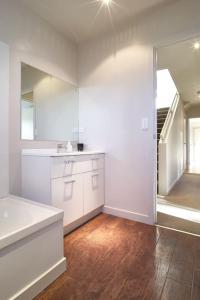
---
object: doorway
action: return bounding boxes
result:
[155,36,200,235]
[188,118,200,174]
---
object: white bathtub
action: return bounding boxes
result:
[0,196,66,300]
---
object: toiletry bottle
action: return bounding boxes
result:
[66,140,73,153]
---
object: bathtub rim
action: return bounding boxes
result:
[0,195,64,251]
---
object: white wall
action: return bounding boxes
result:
[0,42,9,197]
[189,118,200,168]
[167,102,185,188]
[0,0,77,194]
[159,100,184,195]
[79,44,154,224]
[186,103,200,118]
[78,0,200,224]
[157,69,177,109]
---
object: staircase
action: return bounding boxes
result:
[157,107,169,192]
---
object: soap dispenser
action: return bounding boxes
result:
[66,140,73,153]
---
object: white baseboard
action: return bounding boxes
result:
[13,258,66,300]
[103,206,153,225]
[168,169,184,194]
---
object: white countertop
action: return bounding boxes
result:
[22,149,104,157]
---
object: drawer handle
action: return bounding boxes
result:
[64,180,75,184]
[92,173,99,189]
[64,180,75,201]
[92,158,99,170]
[92,173,99,177]
[64,160,74,164]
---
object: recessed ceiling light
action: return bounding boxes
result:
[194,42,200,50]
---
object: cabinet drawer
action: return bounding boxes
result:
[51,174,83,227]
[83,169,104,215]
[51,154,104,179]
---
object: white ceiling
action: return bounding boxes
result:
[20,0,170,43]
[157,37,200,108]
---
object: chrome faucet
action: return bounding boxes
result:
[57,143,66,153]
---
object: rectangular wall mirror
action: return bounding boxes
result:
[21,63,79,141]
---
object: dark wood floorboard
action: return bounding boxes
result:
[161,278,191,300]
[34,213,200,300]
[192,286,200,300]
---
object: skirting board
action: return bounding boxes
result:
[13,258,66,300]
[64,206,103,235]
[167,168,184,195]
[103,206,152,225]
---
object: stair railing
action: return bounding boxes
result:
[159,92,180,143]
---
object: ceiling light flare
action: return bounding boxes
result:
[102,0,111,6]
[194,42,200,50]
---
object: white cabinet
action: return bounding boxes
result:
[52,174,83,227]
[22,152,105,233]
[51,155,104,179]
[84,169,104,215]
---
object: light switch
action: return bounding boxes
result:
[79,127,85,133]
[141,118,149,131]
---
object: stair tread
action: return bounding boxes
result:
[157,112,169,115]
[157,107,169,111]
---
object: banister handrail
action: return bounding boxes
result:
[159,92,180,143]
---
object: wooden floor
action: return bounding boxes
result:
[157,173,200,235]
[35,213,200,300]
[165,174,200,211]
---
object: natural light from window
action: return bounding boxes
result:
[156,69,177,109]
[157,201,200,223]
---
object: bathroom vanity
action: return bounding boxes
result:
[22,150,105,234]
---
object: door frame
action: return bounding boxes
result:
[153,31,200,224]
[188,118,200,170]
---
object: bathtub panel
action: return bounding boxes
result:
[0,220,66,300]
[0,196,66,300]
